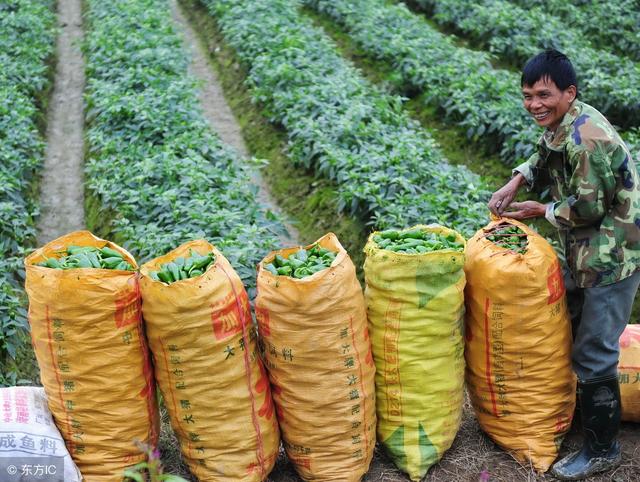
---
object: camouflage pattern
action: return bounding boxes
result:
[515,100,640,287]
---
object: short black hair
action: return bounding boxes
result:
[521,49,578,96]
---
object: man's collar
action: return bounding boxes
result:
[539,100,583,152]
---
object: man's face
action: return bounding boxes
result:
[522,77,576,131]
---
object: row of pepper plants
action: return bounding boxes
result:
[83,0,285,291]
[199,0,489,237]
[507,0,640,62]
[0,0,56,385]
[624,130,640,163]
[304,0,537,165]
[410,0,640,129]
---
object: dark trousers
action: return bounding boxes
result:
[564,269,640,381]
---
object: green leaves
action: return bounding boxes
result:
[413,0,640,128]
[83,0,286,291]
[305,0,538,165]
[206,0,489,237]
[0,0,56,386]
[508,0,640,63]
[485,224,528,254]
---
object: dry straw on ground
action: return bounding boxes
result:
[160,391,640,482]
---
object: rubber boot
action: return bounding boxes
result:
[551,375,622,480]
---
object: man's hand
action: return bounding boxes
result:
[488,173,525,215]
[502,201,547,220]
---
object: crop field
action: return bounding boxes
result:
[1,0,640,480]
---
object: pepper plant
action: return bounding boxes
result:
[411,0,640,128]
[203,0,489,237]
[83,0,286,290]
[0,0,56,386]
[507,0,640,62]
[305,0,538,165]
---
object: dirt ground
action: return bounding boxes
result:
[169,0,299,247]
[160,391,640,482]
[37,0,85,244]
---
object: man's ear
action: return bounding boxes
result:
[565,85,577,103]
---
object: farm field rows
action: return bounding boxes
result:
[202,0,488,237]
[305,0,537,165]
[507,0,640,62]
[409,0,640,128]
[0,0,56,385]
[83,0,285,288]
[2,0,640,480]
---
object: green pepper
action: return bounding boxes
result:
[191,254,213,271]
[277,266,293,276]
[86,251,101,269]
[293,267,311,278]
[102,256,124,269]
[289,258,304,269]
[157,270,173,283]
[73,253,93,268]
[100,246,123,259]
[166,262,180,282]
[380,230,400,240]
[265,263,278,275]
[184,257,195,273]
[116,261,131,271]
[45,257,62,269]
[68,245,98,256]
[402,229,424,239]
[174,257,185,268]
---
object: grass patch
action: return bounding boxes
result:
[178,0,370,276]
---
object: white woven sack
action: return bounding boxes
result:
[0,387,81,481]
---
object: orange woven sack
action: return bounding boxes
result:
[139,240,279,481]
[619,325,640,422]
[464,219,575,472]
[25,231,158,481]
[255,233,376,481]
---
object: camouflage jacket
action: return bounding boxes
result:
[515,100,640,287]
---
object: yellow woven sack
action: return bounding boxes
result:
[139,240,279,481]
[363,224,466,481]
[619,325,640,422]
[464,219,575,472]
[25,231,158,481]
[255,233,376,481]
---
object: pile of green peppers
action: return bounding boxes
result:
[486,224,528,254]
[373,229,464,253]
[264,244,337,279]
[149,250,215,284]
[36,245,134,270]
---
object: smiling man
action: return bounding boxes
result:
[488,49,640,480]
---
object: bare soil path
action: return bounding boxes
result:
[169,0,299,246]
[37,0,85,245]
